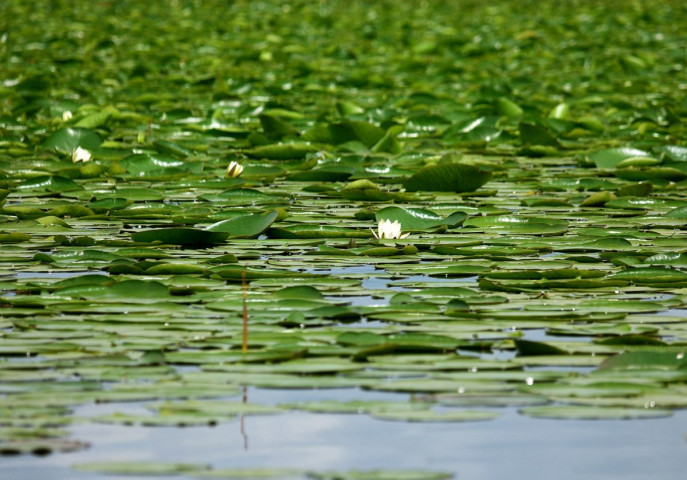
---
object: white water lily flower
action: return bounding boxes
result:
[71,146,92,163]
[226,160,244,178]
[371,219,409,239]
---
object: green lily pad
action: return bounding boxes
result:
[614,166,687,182]
[287,166,354,182]
[464,215,568,235]
[665,206,687,219]
[71,461,211,475]
[654,145,687,162]
[210,265,326,282]
[110,188,166,201]
[145,263,208,275]
[375,207,467,230]
[598,350,687,371]
[302,120,386,147]
[206,211,278,238]
[16,176,83,193]
[197,469,308,479]
[268,224,371,239]
[132,228,228,246]
[151,400,282,417]
[247,142,320,160]
[120,153,203,176]
[587,147,651,169]
[310,471,452,480]
[443,116,501,145]
[371,409,499,422]
[43,127,102,153]
[519,122,560,147]
[514,339,567,356]
[340,180,411,202]
[403,163,491,193]
[519,405,672,420]
[608,267,687,284]
[89,197,133,212]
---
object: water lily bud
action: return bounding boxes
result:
[226,160,244,178]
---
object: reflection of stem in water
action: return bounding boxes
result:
[242,268,248,354]
[240,386,248,451]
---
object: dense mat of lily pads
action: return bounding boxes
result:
[2,0,687,477]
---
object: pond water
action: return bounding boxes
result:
[2,268,685,479]
[2,389,685,480]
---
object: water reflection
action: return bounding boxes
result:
[240,386,249,451]
[4,396,685,480]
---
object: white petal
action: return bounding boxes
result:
[72,146,92,163]
[226,161,244,178]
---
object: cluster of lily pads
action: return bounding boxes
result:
[1,0,687,477]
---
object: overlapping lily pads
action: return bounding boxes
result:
[2,1,687,478]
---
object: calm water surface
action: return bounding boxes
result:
[2,387,685,480]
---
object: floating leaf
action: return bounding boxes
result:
[16,175,83,192]
[495,97,523,118]
[302,120,386,147]
[643,252,687,266]
[654,145,687,162]
[72,462,211,475]
[273,285,324,300]
[371,409,498,422]
[43,127,102,153]
[247,142,319,159]
[341,179,405,202]
[608,267,687,284]
[132,228,228,246]
[210,265,326,282]
[598,350,687,371]
[375,207,467,230]
[268,224,371,239]
[145,263,208,275]
[74,106,117,129]
[443,116,501,145]
[514,339,567,356]
[465,215,567,235]
[153,139,194,158]
[403,163,491,193]
[587,147,651,169]
[120,153,202,176]
[206,211,278,238]
[259,114,300,139]
[665,206,687,219]
[88,197,132,212]
[197,468,307,479]
[519,122,560,147]
[287,166,354,182]
[614,166,687,182]
[519,405,672,420]
[310,471,453,480]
